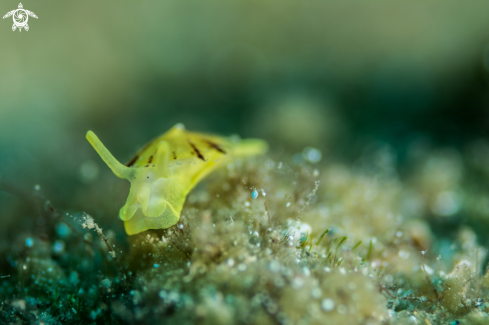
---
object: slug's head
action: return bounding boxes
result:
[86,131,182,235]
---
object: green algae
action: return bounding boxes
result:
[2,143,489,325]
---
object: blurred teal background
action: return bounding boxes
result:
[2,1,489,236]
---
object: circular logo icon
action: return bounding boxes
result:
[13,9,27,27]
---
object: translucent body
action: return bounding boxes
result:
[86,124,268,235]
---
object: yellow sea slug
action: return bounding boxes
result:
[86,124,268,235]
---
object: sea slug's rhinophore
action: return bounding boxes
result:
[86,124,268,235]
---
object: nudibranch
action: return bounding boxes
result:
[86,124,268,235]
